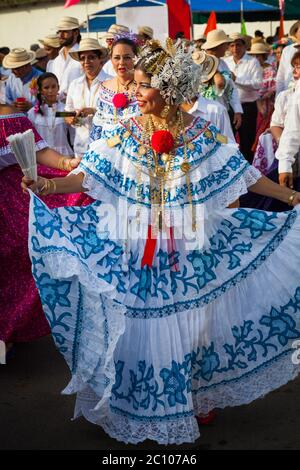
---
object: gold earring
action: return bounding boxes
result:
[160,104,170,119]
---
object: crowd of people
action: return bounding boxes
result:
[2,15,300,447]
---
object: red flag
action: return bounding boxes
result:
[64,0,80,8]
[278,0,285,39]
[204,11,217,36]
[167,0,192,40]
[279,14,285,39]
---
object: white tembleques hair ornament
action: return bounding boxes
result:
[136,38,204,105]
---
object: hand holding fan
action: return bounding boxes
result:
[7,129,37,181]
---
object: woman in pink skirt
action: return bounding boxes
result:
[0,104,92,358]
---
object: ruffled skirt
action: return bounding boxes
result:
[28,193,300,444]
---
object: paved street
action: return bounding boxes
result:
[1,335,300,450]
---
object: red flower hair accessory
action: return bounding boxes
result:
[151,130,174,154]
[112,93,128,109]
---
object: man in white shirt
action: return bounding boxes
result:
[185,95,236,143]
[225,33,263,163]
[39,34,61,74]
[65,38,112,157]
[276,20,300,95]
[51,16,83,99]
[202,29,243,131]
[275,80,300,188]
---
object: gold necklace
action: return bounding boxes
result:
[136,110,196,232]
[138,114,178,231]
[149,110,182,146]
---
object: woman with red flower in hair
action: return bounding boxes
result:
[90,36,140,142]
[22,40,300,447]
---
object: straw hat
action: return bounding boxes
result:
[192,50,206,64]
[201,29,232,50]
[3,48,35,69]
[105,24,130,39]
[289,20,300,40]
[56,16,80,31]
[229,32,252,50]
[138,26,154,39]
[69,38,108,61]
[39,34,60,49]
[192,50,219,82]
[248,42,270,55]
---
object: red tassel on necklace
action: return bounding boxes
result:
[141,225,157,268]
[141,225,179,271]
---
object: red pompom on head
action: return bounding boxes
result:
[112,93,128,109]
[151,130,174,154]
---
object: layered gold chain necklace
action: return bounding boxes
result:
[136,109,196,233]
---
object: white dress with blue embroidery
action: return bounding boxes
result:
[29,116,300,445]
[90,83,140,142]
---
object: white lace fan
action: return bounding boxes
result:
[7,129,37,181]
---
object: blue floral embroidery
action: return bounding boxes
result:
[160,361,188,406]
[232,209,278,239]
[187,251,216,289]
[71,224,108,259]
[112,360,165,412]
[112,287,300,412]
[64,204,100,227]
[31,193,296,320]
[130,266,153,302]
[260,308,300,346]
[95,158,112,174]
[227,155,242,171]
[90,124,102,142]
[194,344,220,382]
[209,219,253,270]
[31,253,73,355]
[80,154,249,208]
[33,197,64,239]
[38,273,72,310]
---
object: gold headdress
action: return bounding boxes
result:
[137,38,203,105]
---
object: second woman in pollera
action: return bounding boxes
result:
[90,36,140,141]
